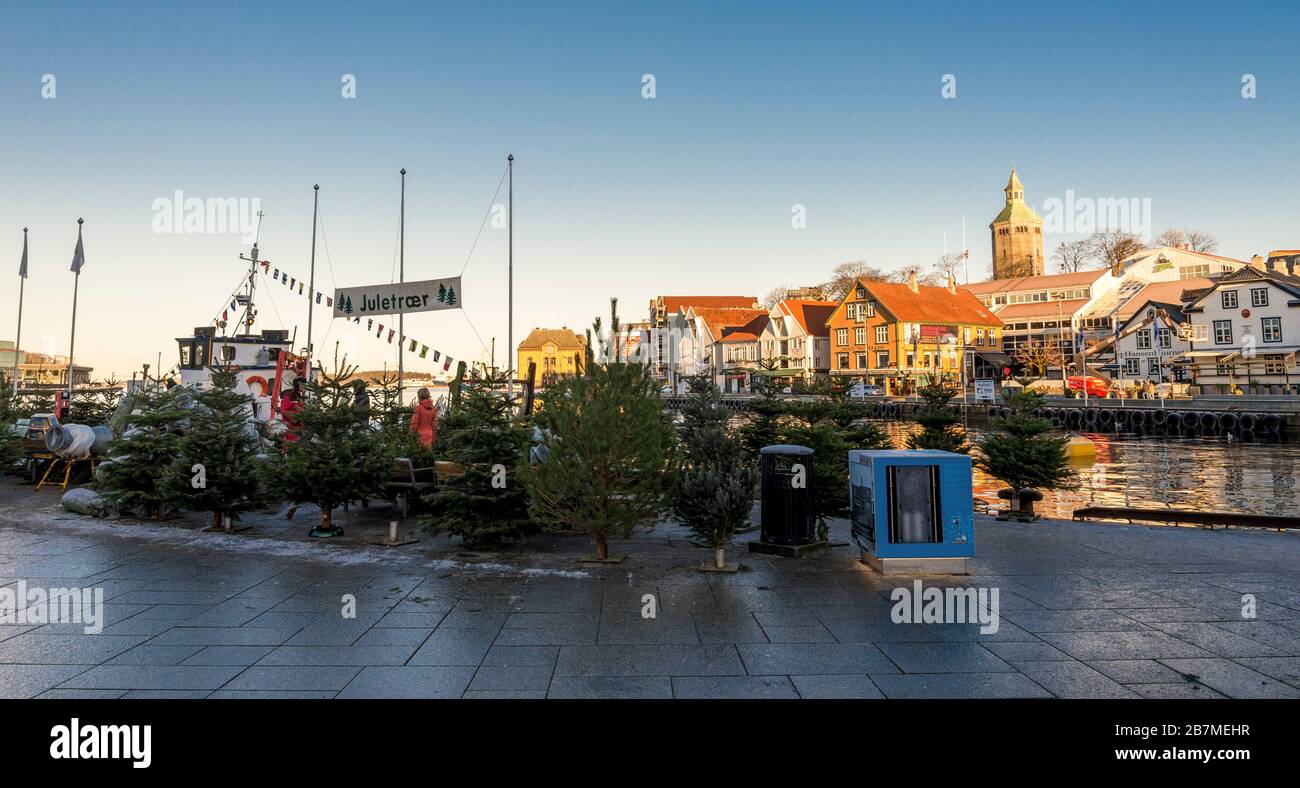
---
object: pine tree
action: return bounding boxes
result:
[165,367,265,529]
[97,387,186,518]
[907,375,968,453]
[521,360,674,561]
[975,387,1072,511]
[672,380,755,569]
[740,375,787,458]
[446,287,457,306]
[437,283,447,303]
[0,374,24,469]
[783,419,850,542]
[421,369,532,548]
[270,360,392,537]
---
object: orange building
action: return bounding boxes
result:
[825,274,1008,394]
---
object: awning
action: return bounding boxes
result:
[972,351,1014,366]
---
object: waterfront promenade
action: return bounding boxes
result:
[0,480,1298,699]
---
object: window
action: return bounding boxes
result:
[855,352,867,369]
[865,301,876,317]
[1123,358,1141,376]
[1262,317,1282,343]
[1265,356,1285,374]
[1216,363,1234,376]
[963,327,971,343]
[854,327,866,345]
[1181,265,1210,279]
[976,328,985,346]
[875,325,888,344]
[1213,320,1232,345]
[1251,288,1269,307]
[837,353,849,370]
[906,352,914,368]
[1221,290,1238,309]
[876,351,890,368]
[1136,330,1152,349]
[855,285,867,299]
[836,328,848,346]
[1147,359,1161,377]
[1157,328,1172,348]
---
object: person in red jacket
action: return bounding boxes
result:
[280,378,304,442]
[409,387,437,448]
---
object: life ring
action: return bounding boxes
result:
[245,375,270,397]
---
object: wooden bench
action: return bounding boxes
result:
[386,458,436,517]
[1072,506,1300,531]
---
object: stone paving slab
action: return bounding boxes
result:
[2,479,1299,699]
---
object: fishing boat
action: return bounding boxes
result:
[173,241,310,422]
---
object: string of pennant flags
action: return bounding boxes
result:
[212,259,456,373]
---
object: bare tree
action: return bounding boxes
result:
[933,252,966,282]
[1052,239,1096,273]
[1155,227,1219,253]
[820,260,888,301]
[1014,337,1065,379]
[1087,230,1146,271]
[890,263,941,287]
[761,285,787,310]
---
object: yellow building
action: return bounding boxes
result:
[517,328,586,384]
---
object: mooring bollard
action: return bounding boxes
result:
[387,521,399,545]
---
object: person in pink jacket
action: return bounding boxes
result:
[409,387,437,448]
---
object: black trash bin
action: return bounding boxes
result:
[759,444,815,546]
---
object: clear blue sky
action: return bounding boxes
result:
[3,0,1298,378]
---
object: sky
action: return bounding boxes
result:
[2,0,1299,379]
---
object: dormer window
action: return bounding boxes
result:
[855,285,866,299]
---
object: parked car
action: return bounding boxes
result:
[847,382,885,399]
[1066,376,1110,399]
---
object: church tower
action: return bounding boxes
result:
[989,166,1045,279]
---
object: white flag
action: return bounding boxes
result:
[18,232,28,279]
[70,225,85,274]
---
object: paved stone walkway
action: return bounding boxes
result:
[1,479,1298,698]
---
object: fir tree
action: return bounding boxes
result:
[97,386,186,518]
[783,419,851,542]
[165,366,265,529]
[521,359,673,561]
[0,374,24,469]
[421,369,532,548]
[672,380,755,569]
[907,376,969,453]
[975,387,1073,511]
[270,359,392,537]
[66,378,124,427]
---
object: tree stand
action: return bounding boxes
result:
[203,513,252,534]
[697,546,740,573]
[309,510,344,539]
[578,533,626,564]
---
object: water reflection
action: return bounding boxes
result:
[879,421,1300,518]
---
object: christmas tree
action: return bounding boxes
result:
[975,387,1072,512]
[270,358,392,537]
[65,378,123,426]
[671,379,755,570]
[437,283,447,303]
[0,374,24,469]
[97,386,186,518]
[522,359,673,561]
[906,375,968,453]
[165,366,265,529]
[739,374,787,458]
[421,368,532,548]
[782,419,851,542]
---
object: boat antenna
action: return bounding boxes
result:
[237,211,266,337]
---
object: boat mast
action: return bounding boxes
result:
[237,210,265,337]
[307,185,319,365]
[398,168,406,405]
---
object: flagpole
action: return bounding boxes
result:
[307,184,319,368]
[12,228,26,396]
[67,219,83,399]
[506,153,514,397]
[398,168,406,406]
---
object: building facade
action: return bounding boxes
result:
[758,299,836,380]
[678,306,768,392]
[825,274,1006,394]
[1177,266,1300,391]
[989,167,1045,280]
[647,295,758,380]
[516,328,585,385]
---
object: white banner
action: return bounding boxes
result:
[333,277,462,318]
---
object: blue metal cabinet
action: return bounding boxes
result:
[849,450,974,573]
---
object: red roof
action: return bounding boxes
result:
[779,300,837,337]
[661,295,758,314]
[961,269,1108,296]
[689,307,769,343]
[856,280,1002,326]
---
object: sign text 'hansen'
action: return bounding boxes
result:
[332,277,463,318]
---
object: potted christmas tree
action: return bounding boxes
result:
[522,357,673,562]
[421,368,532,548]
[271,360,391,538]
[907,375,969,453]
[165,366,265,531]
[672,379,755,571]
[975,387,1072,520]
